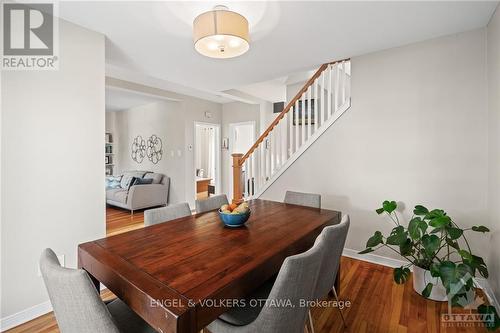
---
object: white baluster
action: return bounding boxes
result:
[260,142,265,185]
[341,61,347,105]
[248,154,253,196]
[295,101,299,152]
[307,86,312,140]
[321,71,326,124]
[266,131,273,179]
[275,122,281,170]
[281,116,287,165]
[314,78,319,131]
[301,93,306,146]
[243,159,248,197]
[288,109,293,157]
[328,64,333,117]
[335,62,341,112]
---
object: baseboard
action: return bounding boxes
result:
[343,248,500,313]
[475,277,500,313]
[343,247,408,268]
[0,284,107,332]
[0,301,52,332]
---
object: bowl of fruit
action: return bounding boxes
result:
[219,202,251,228]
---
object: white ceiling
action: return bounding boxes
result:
[105,87,172,111]
[60,1,498,102]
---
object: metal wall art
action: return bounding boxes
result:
[146,135,163,164]
[131,135,163,164]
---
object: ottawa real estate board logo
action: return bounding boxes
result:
[2,2,59,70]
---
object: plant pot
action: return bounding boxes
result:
[412,266,448,301]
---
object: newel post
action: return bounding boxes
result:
[232,153,244,205]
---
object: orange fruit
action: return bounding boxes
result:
[229,203,238,211]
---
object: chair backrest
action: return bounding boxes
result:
[314,215,350,300]
[195,194,229,213]
[284,191,321,209]
[144,202,191,226]
[249,234,326,333]
[39,249,120,333]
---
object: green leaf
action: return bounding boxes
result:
[386,226,407,245]
[407,218,427,240]
[413,205,429,216]
[478,304,500,331]
[408,218,423,240]
[399,238,413,256]
[375,207,385,215]
[366,231,384,247]
[421,234,440,255]
[358,248,374,254]
[466,255,489,278]
[382,200,397,214]
[429,216,451,229]
[447,227,463,240]
[393,266,411,284]
[439,261,457,290]
[446,238,460,250]
[458,249,473,261]
[422,283,433,298]
[425,209,446,220]
[472,225,490,233]
[456,263,474,289]
[430,262,441,277]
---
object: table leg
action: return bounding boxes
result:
[86,270,100,292]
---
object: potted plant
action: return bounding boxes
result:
[359,200,499,329]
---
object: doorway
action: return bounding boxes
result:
[194,122,221,201]
[228,121,256,200]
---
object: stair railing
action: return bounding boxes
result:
[232,58,351,204]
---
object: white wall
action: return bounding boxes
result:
[221,102,260,196]
[182,98,222,208]
[113,101,186,204]
[487,5,500,301]
[261,29,492,265]
[1,19,105,323]
[105,87,223,209]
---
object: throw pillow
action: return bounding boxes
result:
[133,178,154,186]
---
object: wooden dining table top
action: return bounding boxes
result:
[78,199,341,333]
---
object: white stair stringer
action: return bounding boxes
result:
[251,99,351,199]
[236,59,352,203]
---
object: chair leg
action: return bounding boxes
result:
[308,309,315,333]
[331,286,347,328]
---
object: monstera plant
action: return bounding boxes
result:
[359,200,499,330]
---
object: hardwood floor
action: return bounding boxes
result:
[105,205,145,236]
[7,207,492,333]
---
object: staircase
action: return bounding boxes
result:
[231,59,352,203]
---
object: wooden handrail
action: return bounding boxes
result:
[239,58,350,165]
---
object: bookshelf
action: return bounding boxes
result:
[105,132,115,175]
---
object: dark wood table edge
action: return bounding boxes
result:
[78,242,196,333]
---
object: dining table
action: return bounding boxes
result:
[78,199,342,333]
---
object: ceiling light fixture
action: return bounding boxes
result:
[193,5,250,59]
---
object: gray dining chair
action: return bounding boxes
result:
[40,248,155,333]
[284,191,321,209]
[195,194,229,213]
[308,214,350,332]
[144,202,191,226]
[207,230,326,333]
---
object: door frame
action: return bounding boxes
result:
[228,121,256,200]
[193,122,221,202]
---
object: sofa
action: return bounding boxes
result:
[106,171,170,213]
